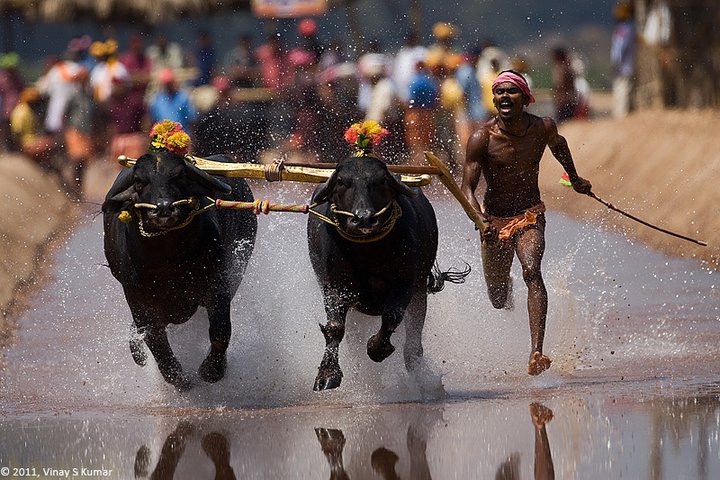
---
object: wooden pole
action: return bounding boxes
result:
[117,155,433,187]
[423,151,486,232]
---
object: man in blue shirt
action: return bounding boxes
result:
[611,2,636,118]
[149,68,197,133]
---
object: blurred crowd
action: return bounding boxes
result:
[0,19,595,200]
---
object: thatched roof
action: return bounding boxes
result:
[1,0,251,24]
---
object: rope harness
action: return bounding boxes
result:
[321,200,402,243]
[128,194,401,243]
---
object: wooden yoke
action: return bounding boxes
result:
[117,155,433,188]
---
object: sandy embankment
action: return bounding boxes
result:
[1,109,718,342]
[540,109,718,268]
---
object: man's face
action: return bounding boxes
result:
[493,81,526,119]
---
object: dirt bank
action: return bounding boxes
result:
[0,154,76,345]
[541,109,718,268]
[1,109,717,343]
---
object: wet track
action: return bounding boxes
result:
[1,182,719,479]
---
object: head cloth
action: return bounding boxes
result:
[492,70,535,105]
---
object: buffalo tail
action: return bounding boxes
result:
[427,261,471,294]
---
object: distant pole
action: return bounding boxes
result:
[2,10,16,53]
[408,0,423,40]
[344,0,365,50]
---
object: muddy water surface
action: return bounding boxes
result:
[1,184,718,479]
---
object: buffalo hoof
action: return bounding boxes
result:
[314,369,343,391]
[129,339,147,366]
[199,353,227,383]
[367,334,395,363]
[163,369,192,392]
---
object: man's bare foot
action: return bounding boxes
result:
[529,402,554,427]
[528,351,551,375]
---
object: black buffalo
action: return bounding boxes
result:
[102,151,257,391]
[307,156,469,390]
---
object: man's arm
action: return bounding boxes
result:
[461,129,488,217]
[544,117,592,194]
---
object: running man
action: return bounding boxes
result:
[461,70,592,375]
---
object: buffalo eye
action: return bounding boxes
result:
[133,178,146,191]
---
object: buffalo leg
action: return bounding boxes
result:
[144,326,191,391]
[314,293,349,391]
[402,291,428,371]
[129,323,148,367]
[367,307,405,363]
[199,300,231,383]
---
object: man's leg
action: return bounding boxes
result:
[481,239,514,309]
[515,219,551,375]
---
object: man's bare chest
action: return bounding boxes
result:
[485,131,546,172]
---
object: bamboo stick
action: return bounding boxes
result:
[117,155,433,187]
[423,151,486,232]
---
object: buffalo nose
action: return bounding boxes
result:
[154,200,175,217]
[350,209,378,228]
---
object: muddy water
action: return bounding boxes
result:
[1,183,718,479]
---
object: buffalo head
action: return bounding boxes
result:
[311,156,416,237]
[102,151,231,234]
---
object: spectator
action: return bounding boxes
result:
[297,18,324,60]
[89,39,129,103]
[255,35,289,92]
[63,70,102,198]
[0,52,25,152]
[149,68,197,132]
[316,63,361,161]
[477,44,509,116]
[428,22,459,58]
[404,59,439,165]
[392,32,428,104]
[192,30,216,86]
[611,1,637,118]
[194,75,270,162]
[36,42,87,136]
[107,77,148,173]
[285,49,323,158]
[572,55,591,119]
[72,35,96,72]
[551,46,577,123]
[146,32,185,72]
[436,53,465,171]
[120,34,152,82]
[224,34,258,88]
[359,53,406,163]
[456,47,487,149]
[10,87,59,170]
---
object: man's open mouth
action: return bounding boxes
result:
[499,100,514,112]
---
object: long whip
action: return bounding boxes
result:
[586,192,707,246]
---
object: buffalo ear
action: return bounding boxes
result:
[311,168,338,204]
[185,161,232,194]
[387,171,416,197]
[102,168,137,214]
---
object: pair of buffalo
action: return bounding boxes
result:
[102,150,469,391]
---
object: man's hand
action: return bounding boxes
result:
[481,224,499,245]
[571,176,592,195]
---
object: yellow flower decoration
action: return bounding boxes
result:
[165,131,191,152]
[118,210,132,223]
[148,120,191,156]
[344,120,389,155]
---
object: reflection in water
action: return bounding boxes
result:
[530,403,555,480]
[316,415,434,480]
[0,395,718,478]
[134,423,236,480]
[495,403,555,480]
[315,428,349,480]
